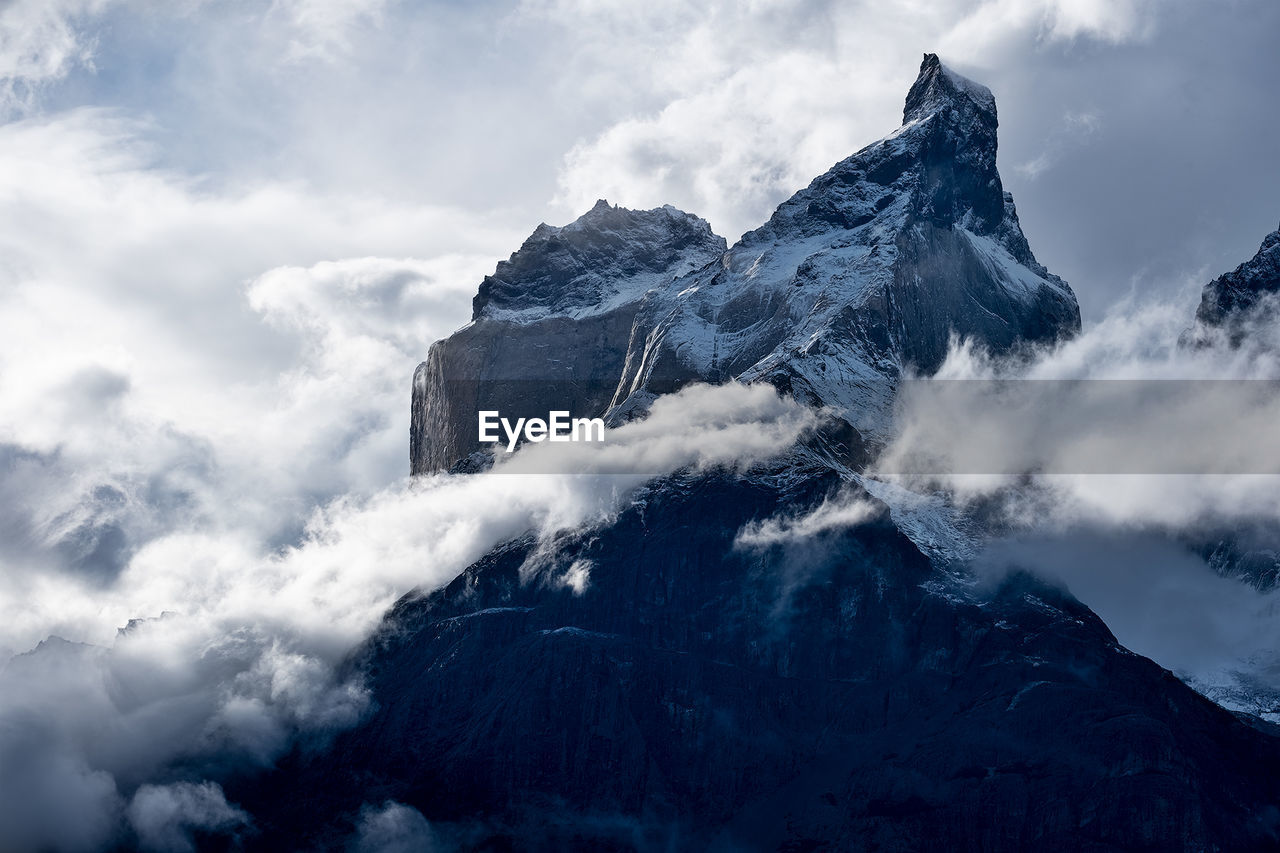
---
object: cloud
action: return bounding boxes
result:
[0,107,519,670]
[272,0,391,61]
[735,491,882,549]
[493,382,818,476]
[975,529,1280,719]
[541,0,1162,240]
[940,0,1157,55]
[0,108,498,558]
[0,105,510,847]
[0,378,808,849]
[872,285,1280,528]
[0,0,111,114]
[0,0,393,110]
[127,782,249,853]
[350,801,439,853]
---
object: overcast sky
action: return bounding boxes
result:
[3,0,1277,321]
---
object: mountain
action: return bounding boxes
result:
[1180,225,1280,716]
[1195,225,1280,329]
[606,55,1077,439]
[229,56,1280,850]
[411,53,1080,475]
[411,202,726,474]
[244,463,1280,851]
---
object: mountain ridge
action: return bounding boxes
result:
[411,53,1080,475]
[1196,223,1280,329]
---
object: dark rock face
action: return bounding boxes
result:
[1197,526,1280,592]
[410,306,646,475]
[411,54,1080,475]
[237,466,1280,851]
[1196,226,1280,328]
[411,203,726,474]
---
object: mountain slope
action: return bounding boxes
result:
[238,464,1280,850]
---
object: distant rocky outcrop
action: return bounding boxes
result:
[1196,225,1280,328]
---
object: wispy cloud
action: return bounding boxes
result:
[735,492,882,549]
[0,0,110,114]
[1015,109,1101,180]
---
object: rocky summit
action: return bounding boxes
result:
[1195,224,1280,330]
[231,56,1280,851]
[412,53,1079,475]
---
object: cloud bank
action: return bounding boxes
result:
[0,373,808,850]
[862,288,1280,717]
[874,288,1280,527]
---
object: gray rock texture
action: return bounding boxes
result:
[411,54,1081,474]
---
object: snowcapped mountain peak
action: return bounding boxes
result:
[599,54,1077,444]
[471,201,725,321]
[904,53,997,126]
[1194,223,1280,328]
[413,54,1079,474]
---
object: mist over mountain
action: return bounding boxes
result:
[210,56,1280,851]
[1195,224,1280,341]
[4,22,1280,849]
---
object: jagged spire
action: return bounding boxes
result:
[903,53,997,126]
[1195,223,1280,326]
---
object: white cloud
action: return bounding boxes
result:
[272,0,390,60]
[940,0,1156,55]
[0,0,112,113]
[0,0,395,109]
[541,0,1161,240]
[493,382,817,476]
[0,374,808,848]
[351,801,438,853]
[127,782,249,853]
[736,491,882,549]
[873,287,1280,528]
